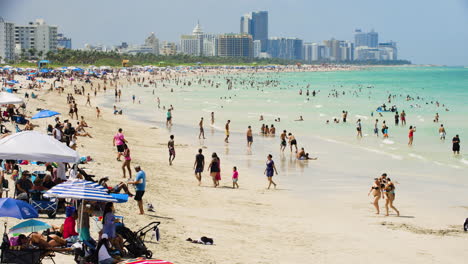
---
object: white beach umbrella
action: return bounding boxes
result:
[0,92,23,104]
[0,131,80,163]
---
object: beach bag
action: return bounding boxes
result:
[464,218,468,231]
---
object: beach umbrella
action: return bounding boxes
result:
[0,198,38,219]
[6,81,15,85]
[9,219,51,234]
[31,109,60,119]
[0,92,23,104]
[0,131,80,163]
[45,180,117,202]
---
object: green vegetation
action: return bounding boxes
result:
[1,49,411,68]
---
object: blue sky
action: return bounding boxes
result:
[1,0,467,65]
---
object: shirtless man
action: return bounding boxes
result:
[439,124,446,140]
[168,135,175,165]
[297,147,318,160]
[288,133,298,153]
[198,117,205,139]
[225,120,230,143]
[280,130,287,152]
[246,126,253,147]
[269,124,276,136]
[86,93,91,106]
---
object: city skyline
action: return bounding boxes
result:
[1,0,468,65]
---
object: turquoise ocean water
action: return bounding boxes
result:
[103,66,468,204]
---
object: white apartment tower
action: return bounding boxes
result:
[0,17,15,62]
[15,19,58,57]
[144,32,160,55]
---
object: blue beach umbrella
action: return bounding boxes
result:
[45,180,117,202]
[32,110,60,119]
[0,198,39,219]
[40,69,49,73]
[9,219,51,234]
[6,81,15,85]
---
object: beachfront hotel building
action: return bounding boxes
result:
[240,11,268,52]
[303,42,330,62]
[267,37,303,60]
[0,17,15,62]
[354,29,379,48]
[217,34,253,58]
[14,19,58,57]
[144,32,160,55]
[323,38,342,61]
[180,22,204,56]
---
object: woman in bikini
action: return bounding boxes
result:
[384,178,400,216]
[368,178,382,214]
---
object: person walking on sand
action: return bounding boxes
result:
[368,178,382,214]
[128,166,146,215]
[96,107,101,119]
[225,120,230,143]
[168,135,175,165]
[452,134,460,155]
[408,126,416,146]
[193,149,204,186]
[208,153,220,188]
[439,124,446,140]
[356,119,362,138]
[383,178,400,216]
[246,126,253,147]
[122,144,132,178]
[211,112,215,125]
[280,130,287,152]
[232,166,239,189]
[85,93,91,106]
[265,154,278,189]
[198,117,205,139]
[288,133,298,153]
[113,128,127,161]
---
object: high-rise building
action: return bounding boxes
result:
[144,32,159,55]
[14,19,58,57]
[354,29,378,48]
[323,38,342,61]
[160,41,177,56]
[340,41,354,61]
[180,22,204,56]
[267,37,303,60]
[0,17,15,62]
[57,33,72,49]
[253,40,261,58]
[303,42,330,62]
[203,33,218,56]
[240,11,268,52]
[218,34,253,58]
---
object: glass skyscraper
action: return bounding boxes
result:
[240,11,268,52]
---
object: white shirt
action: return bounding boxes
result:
[57,162,67,181]
[53,128,62,141]
[98,244,112,261]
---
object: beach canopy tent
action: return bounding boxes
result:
[38,60,50,69]
[0,92,23,104]
[0,131,80,163]
[31,109,60,119]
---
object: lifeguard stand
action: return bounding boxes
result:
[122,60,130,67]
[38,60,50,69]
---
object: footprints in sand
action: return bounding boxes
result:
[380,221,464,236]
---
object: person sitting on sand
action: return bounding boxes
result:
[80,116,88,127]
[368,178,382,214]
[17,233,67,250]
[295,116,304,121]
[76,122,92,138]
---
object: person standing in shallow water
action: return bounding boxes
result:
[224,120,230,143]
[264,154,278,189]
[246,126,253,148]
[408,126,416,146]
[198,117,205,139]
[452,135,460,155]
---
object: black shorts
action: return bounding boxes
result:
[134,190,145,201]
[117,145,124,153]
[291,139,297,145]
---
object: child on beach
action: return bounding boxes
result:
[232,167,239,189]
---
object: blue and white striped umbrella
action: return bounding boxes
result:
[44,180,117,202]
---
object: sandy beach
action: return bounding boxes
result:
[2,66,468,264]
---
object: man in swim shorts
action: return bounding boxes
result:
[225,120,230,143]
[246,126,253,147]
[280,130,287,152]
